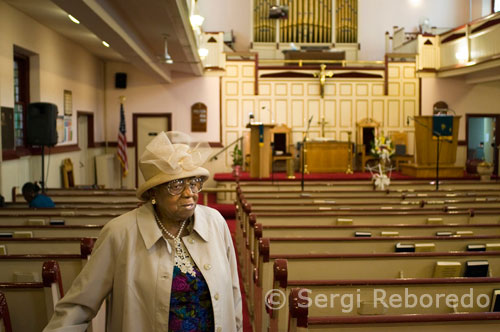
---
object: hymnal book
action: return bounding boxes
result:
[466,244,486,252]
[415,243,435,252]
[381,231,399,237]
[436,231,453,236]
[337,218,353,225]
[14,272,40,282]
[50,219,66,225]
[433,261,462,278]
[0,233,13,238]
[427,218,443,225]
[13,231,33,238]
[395,243,415,252]
[354,231,372,237]
[491,289,500,312]
[464,260,489,277]
[486,243,500,251]
[27,218,45,225]
[357,301,387,315]
[0,245,6,255]
[456,231,474,236]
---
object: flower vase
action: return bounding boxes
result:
[232,165,241,178]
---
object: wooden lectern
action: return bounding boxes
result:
[246,123,275,178]
[401,116,462,178]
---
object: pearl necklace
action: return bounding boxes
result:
[153,209,196,277]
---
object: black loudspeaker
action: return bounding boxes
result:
[115,72,127,89]
[26,102,58,147]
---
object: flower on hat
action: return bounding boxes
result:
[136,131,212,200]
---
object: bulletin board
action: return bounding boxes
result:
[191,102,207,132]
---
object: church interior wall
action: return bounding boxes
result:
[0,0,105,197]
[421,77,500,140]
[104,61,221,144]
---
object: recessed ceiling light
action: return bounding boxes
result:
[102,41,110,47]
[68,14,80,24]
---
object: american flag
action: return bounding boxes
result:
[117,102,128,177]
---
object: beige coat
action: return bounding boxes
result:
[43,203,243,332]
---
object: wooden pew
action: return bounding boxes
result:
[260,235,500,255]
[0,237,96,255]
[0,261,63,332]
[0,211,119,226]
[253,250,500,332]
[0,291,12,332]
[5,201,138,209]
[235,179,500,191]
[238,210,499,281]
[257,223,500,238]
[0,225,102,238]
[0,205,134,214]
[0,239,94,292]
[286,288,500,332]
[269,259,500,332]
[242,194,500,204]
[244,234,500,325]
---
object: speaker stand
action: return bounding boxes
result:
[40,145,46,193]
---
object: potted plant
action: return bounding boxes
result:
[231,144,243,177]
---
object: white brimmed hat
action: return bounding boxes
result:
[136,131,211,200]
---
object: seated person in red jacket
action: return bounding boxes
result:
[22,182,55,208]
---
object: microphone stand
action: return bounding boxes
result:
[301,116,313,192]
[408,116,451,191]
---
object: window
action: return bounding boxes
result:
[13,53,29,149]
[495,0,500,12]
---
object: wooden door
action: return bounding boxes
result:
[133,114,171,187]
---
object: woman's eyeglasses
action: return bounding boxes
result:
[163,177,204,196]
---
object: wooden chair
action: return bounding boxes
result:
[391,131,414,170]
[61,158,74,188]
[356,118,380,170]
[270,124,294,174]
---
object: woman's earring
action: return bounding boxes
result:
[151,197,156,205]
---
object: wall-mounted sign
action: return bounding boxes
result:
[191,102,207,132]
[64,90,72,116]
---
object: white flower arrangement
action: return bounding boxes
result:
[368,133,395,190]
[371,134,395,162]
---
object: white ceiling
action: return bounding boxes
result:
[5,0,203,83]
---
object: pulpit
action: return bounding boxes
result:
[246,123,275,178]
[401,116,463,178]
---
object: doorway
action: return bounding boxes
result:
[466,114,499,175]
[133,113,172,187]
[77,112,95,185]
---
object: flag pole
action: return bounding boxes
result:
[119,96,125,189]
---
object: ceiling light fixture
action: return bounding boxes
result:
[163,35,174,64]
[68,14,80,24]
[102,41,110,47]
[190,1,205,28]
[198,47,209,58]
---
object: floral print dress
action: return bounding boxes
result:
[168,264,214,331]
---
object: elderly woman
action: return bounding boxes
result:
[44,132,242,332]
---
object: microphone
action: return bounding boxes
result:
[308,115,313,125]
